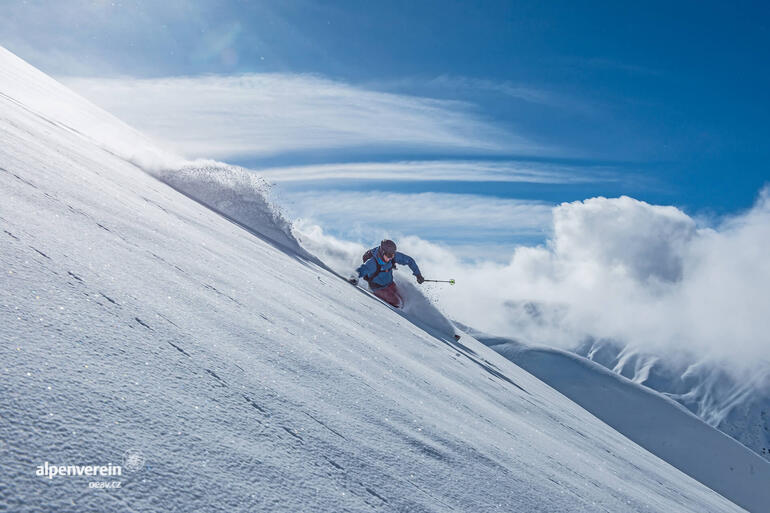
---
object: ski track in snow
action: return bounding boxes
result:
[0,46,753,512]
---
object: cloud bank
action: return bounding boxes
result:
[295,188,770,374]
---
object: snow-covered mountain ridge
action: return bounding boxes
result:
[0,46,757,512]
[570,338,770,461]
[466,327,770,513]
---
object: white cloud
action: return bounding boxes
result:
[282,190,553,256]
[295,188,770,374]
[551,196,697,283]
[370,75,557,105]
[62,73,547,159]
[257,159,608,184]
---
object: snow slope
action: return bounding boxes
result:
[570,338,770,464]
[0,46,751,512]
[469,328,770,513]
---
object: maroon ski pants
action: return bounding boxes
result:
[371,282,403,308]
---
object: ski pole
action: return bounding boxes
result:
[423,279,455,285]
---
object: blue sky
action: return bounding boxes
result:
[3,0,769,256]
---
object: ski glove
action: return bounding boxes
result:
[348,275,359,285]
[416,274,425,284]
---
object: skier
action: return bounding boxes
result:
[348,239,424,308]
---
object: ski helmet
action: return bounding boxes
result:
[379,239,397,258]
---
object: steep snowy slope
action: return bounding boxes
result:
[468,329,770,513]
[0,47,750,512]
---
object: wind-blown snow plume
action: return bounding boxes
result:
[152,160,309,258]
[294,189,770,458]
[311,190,770,373]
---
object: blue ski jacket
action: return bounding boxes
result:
[356,247,421,290]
